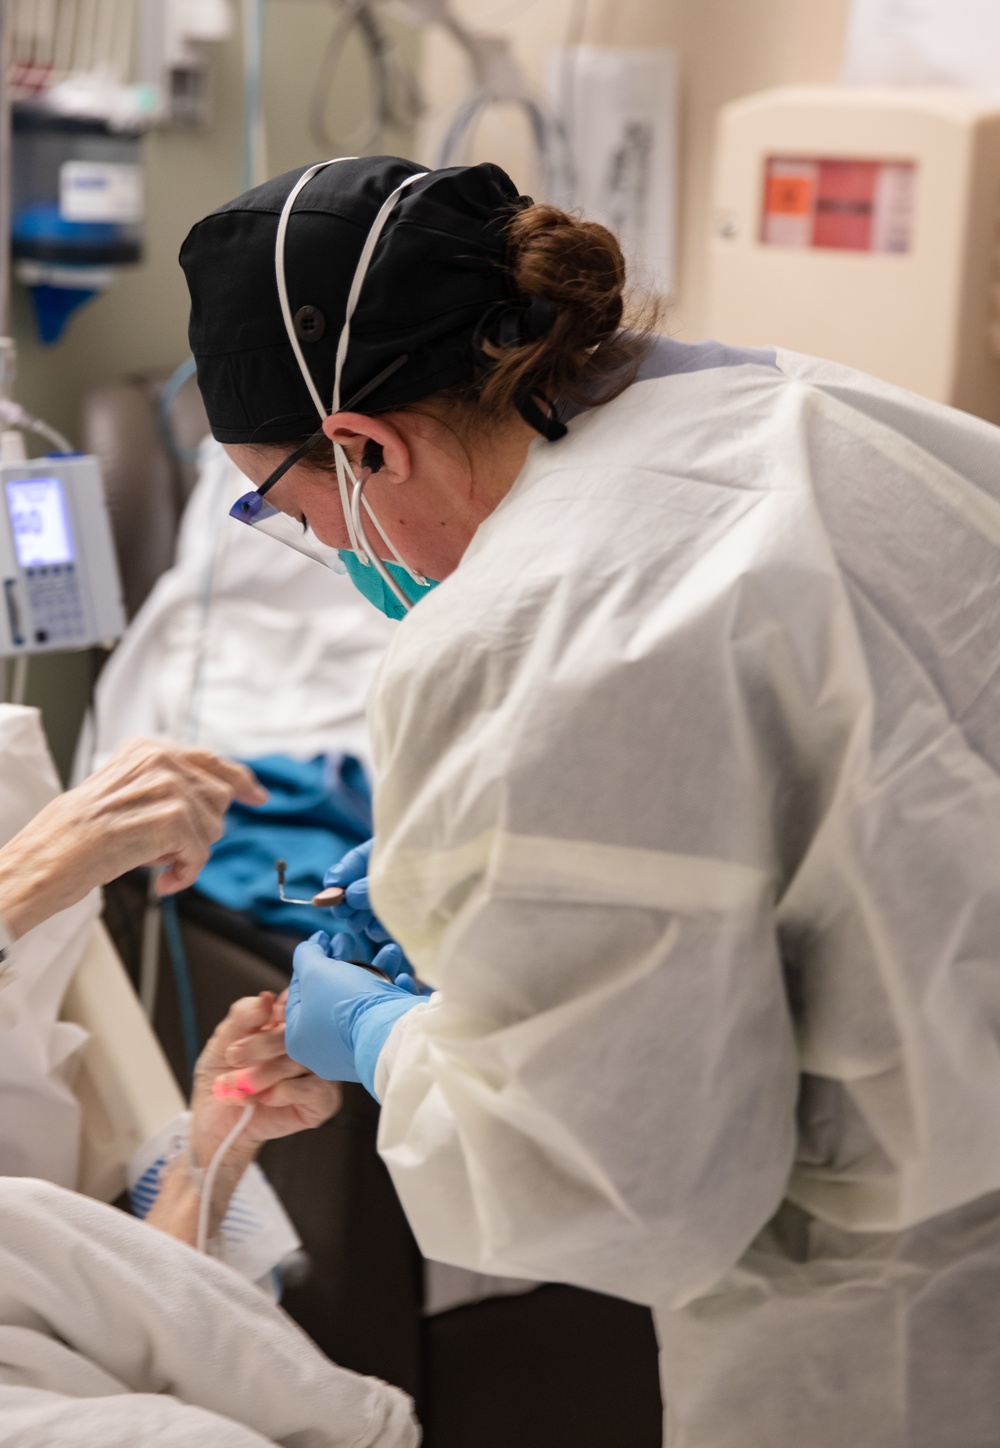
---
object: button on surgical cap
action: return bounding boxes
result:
[180,155,530,444]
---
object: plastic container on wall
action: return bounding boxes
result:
[11,107,144,344]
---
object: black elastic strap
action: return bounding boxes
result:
[471,300,567,442]
[258,428,326,499]
[516,391,568,441]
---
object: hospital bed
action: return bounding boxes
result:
[62,918,183,1201]
[78,369,663,1448]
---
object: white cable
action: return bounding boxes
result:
[350,470,410,609]
[330,171,429,594]
[196,1101,256,1255]
[331,171,426,412]
[273,158,355,422]
[183,462,230,745]
[0,399,73,453]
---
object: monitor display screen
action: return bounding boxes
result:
[5,477,75,568]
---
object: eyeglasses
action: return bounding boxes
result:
[228,355,408,572]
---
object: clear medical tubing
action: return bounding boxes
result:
[197,1100,256,1255]
[272,159,429,613]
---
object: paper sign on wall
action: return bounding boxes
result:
[842,0,1000,92]
[551,46,679,300]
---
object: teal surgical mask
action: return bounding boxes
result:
[338,550,438,620]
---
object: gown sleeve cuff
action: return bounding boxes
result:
[372,998,433,1101]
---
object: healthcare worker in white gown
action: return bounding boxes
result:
[182,155,1000,1447]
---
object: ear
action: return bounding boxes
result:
[322,412,411,485]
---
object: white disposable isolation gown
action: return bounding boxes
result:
[365,337,1000,1447]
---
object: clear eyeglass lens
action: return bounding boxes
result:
[229,494,343,571]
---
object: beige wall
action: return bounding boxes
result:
[416,0,853,339]
[8,2,415,776]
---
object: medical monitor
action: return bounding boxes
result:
[6,477,76,569]
[0,456,125,655]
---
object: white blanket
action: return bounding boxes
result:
[0,1176,419,1447]
[88,439,395,768]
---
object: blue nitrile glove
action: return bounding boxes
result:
[285,931,423,1097]
[324,837,417,980]
[328,934,434,999]
[323,839,386,963]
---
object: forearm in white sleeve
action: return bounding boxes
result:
[0,1178,418,1448]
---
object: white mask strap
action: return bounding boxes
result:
[274,161,430,597]
[274,157,355,422]
[352,471,416,613]
[332,171,427,411]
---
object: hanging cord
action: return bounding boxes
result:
[435,89,573,205]
[156,357,199,466]
[242,0,268,189]
[555,0,588,173]
[414,0,574,205]
[310,0,422,154]
[183,456,231,747]
[161,894,200,1088]
[138,869,162,1021]
[196,1101,256,1255]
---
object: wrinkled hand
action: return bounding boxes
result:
[0,739,267,937]
[192,991,342,1170]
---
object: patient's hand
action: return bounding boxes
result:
[191,991,342,1172]
[0,739,268,939]
[147,992,340,1248]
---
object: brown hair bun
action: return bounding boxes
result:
[469,202,658,423]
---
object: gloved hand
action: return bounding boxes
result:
[328,934,433,998]
[285,931,425,1097]
[324,838,420,986]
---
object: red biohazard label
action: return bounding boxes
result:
[761,157,916,253]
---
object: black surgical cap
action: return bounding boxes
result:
[180,156,531,445]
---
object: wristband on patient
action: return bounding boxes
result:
[128,1112,301,1292]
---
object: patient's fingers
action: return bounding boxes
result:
[214,1054,307,1097]
[255,1076,342,1116]
[214,993,274,1047]
[197,993,275,1078]
[225,1023,288,1067]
